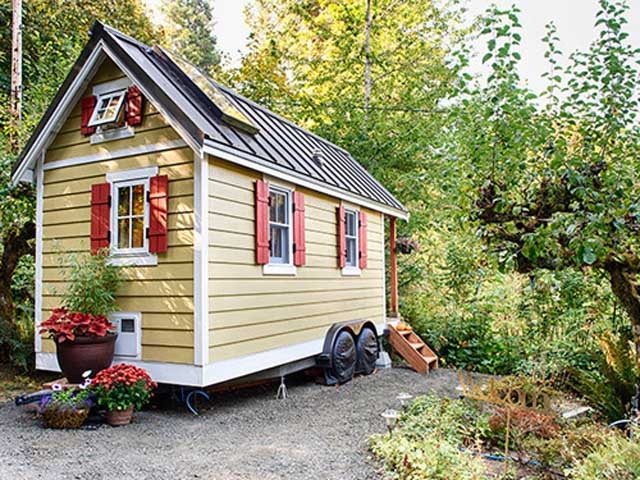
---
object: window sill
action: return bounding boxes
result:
[108,253,158,267]
[341,266,361,276]
[263,263,297,276]
[90,125,134,145]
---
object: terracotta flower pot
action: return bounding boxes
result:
[105,405,134,426]
[56,334,117,384]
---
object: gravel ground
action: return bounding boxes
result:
[0,367,462,480]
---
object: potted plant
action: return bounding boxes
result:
[91,363,156,426]
[39,250,123,383]
[38,379,93,429]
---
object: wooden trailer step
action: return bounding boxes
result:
[387,323,439,374]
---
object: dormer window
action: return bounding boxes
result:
[88,90,127,127]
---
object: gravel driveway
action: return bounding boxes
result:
[0,367,462,480]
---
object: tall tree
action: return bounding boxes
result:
[456,1,640,356]
[162,0,222,74]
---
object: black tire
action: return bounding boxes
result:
[330,330,357,384]
[356,327,379,375]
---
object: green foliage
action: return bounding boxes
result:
[569,427,640,480]
[59,250,124,317]
[92,381,152,411]
[162,0,222,74]
[369,396,489,479]
[569,331,640,422]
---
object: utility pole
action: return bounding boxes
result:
[363,0,372,122]
[10,0,23,153]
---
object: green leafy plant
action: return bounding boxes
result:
[569,427,640,480]
[38,380,93,429]
[60,250,124,317]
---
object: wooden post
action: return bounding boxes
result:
[389,216,398,318]
[10,0,22,152]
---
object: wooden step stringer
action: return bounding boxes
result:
[387,323,438,374]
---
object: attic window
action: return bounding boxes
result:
[88,90,126,127]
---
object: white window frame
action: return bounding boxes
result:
[89,77,135,145]
[110,312,142,360]
[342,206,361,276]
[263,183,296,276]
[88,90,127,128]
[106,166,158,267]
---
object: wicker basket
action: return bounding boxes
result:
[41,406,89,429]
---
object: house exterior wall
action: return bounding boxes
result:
[207,157,385,363]
[39,59,195,365]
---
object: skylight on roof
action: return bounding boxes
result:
[158,47,258,135]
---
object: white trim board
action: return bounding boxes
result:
[203,141,410,221]
[34,152,44,354]
[36,321,386,387]
[193,152,209,366]
[43,139,187,171]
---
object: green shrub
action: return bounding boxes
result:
[569,428,640,480]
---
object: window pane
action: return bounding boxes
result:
[270,225,282,259]
[269,192,277,222]
[346,238,357,266]
[132,184,145,215]
[118,219,130,249]
[118,186,130,216]
[105,95,121,118]
[346,211,356,236]
[132,218,144,248]
[277,194,286,223]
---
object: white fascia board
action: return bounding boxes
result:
[193,152,209,366]
[202,140,410,221]
[11,43,109,185]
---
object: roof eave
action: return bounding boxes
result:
[202,138,409,220]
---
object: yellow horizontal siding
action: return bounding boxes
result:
[39,60,195,364]
[207,157,385,363]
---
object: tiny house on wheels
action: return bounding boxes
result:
[12,22,412,389]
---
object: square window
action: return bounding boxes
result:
[88,90,126,127]
[121,318,135,333]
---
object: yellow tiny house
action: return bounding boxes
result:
[13,23,408,388]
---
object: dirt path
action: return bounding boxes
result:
[0,367,462,480]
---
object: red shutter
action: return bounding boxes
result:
[359,211,368,269]
[90,183,111,254]
[148,175,169,253]
[337,206,346,268]
[255,180,270,264]
[293,191,306,266]
[80,96,97,135]
[126,85,144,126]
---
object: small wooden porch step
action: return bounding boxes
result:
[387,323,439,374]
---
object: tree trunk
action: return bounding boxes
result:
[605,259,640,361]
[363,0,372,122]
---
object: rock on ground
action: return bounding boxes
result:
[0,367,462,480]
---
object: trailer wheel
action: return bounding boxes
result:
[330,330,357,384]
[356,327,378,375]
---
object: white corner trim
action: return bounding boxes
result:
[34,152,44,354]
[381,216,387,321]
[105,165,158,182]
[92,76,132,96]
[341,266,361,276]
[203,140,410,221]
[90,125,134,145]
[263,263,297,276]
[107,254,158,267]
[43,139,186,172]
[194,153,209,366]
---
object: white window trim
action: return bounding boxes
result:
[263,182,297,276]
[106,166,159,267]
[88,90,127,128]
[342,206,361,276]
[110,312,142,360]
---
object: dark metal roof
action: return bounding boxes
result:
[14,22,408,216]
